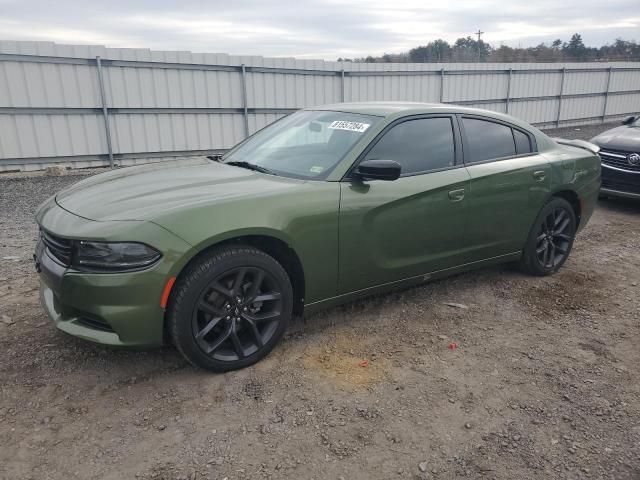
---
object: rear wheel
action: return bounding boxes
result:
[520,197,576,276]
[168,245,292,372]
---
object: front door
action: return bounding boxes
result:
[338,116,470,294]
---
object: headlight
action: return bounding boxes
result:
[73,241,161,272]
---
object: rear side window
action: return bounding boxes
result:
[364,117,455,175]
[513,129,532,154]
[462,118,516,162]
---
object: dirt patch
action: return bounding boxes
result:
[524,269,607,317]
[303,333,390,389]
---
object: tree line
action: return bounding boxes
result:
[338,34,640,63]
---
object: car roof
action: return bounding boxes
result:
[305,101,555,151]
[308,101,523,123]
[308,101,445,117]
[312,102,537,131]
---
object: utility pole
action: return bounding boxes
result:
[475,29,484,62]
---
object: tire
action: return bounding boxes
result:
[519,197,577,276]
[167,245,293,372]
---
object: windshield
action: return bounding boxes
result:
[222,110,382,180]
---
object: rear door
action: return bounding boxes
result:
[338,115,470,294]
[460,115,551,261]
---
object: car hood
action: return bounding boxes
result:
[591,126,640,152]
[56,157,305,221]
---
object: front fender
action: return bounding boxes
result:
[164,226,297,282]
[156,182,341,304]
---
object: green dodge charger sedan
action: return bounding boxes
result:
[35,102,601,371]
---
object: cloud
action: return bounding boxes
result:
[0,0,637,59]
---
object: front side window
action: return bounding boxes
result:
[462,118,517,163]
[223,110,382,180]
[364,117,455,175]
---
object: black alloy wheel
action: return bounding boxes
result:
[192,266,283,361]
[535,207,573,269]
[520,197,576,276]
[168,246,292,371]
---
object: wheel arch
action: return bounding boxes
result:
[550,189,582,227]
[167,230,306,325]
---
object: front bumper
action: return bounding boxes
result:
[600,164,640,199]
[601,187,640,199]
[35,201,193,347]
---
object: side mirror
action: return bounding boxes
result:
[354,159,401,181]
[622,115,638,125]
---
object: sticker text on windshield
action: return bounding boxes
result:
[328,121,370,133]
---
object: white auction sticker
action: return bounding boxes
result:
[328,120,370,133]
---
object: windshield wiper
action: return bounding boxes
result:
[225,161,274,175]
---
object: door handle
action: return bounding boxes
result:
[532,170,546,181]
[448,188,465,202]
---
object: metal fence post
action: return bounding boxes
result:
[505,68,512,114]
[439,68,445,103]
[602,66,612,123]
[95,56,114,169]
[240,64,250,138]
[340,68,345,102]
[556,67,566,127]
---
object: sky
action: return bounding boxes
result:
[0,0,638,60]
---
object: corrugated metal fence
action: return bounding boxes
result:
[1,40,640,171]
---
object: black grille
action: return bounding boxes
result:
[600,149,640,173]
[602,177,640,194]
[41,230,73,266]
[76,317,115,333]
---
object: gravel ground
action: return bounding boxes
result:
[541,123,610,142]
[1,122,639,480]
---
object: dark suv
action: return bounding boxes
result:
[591,115,640,199]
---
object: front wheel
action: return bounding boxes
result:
[167,245,293,372]
[519,197,576,276]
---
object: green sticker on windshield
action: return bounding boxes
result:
[310,166,324,173]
